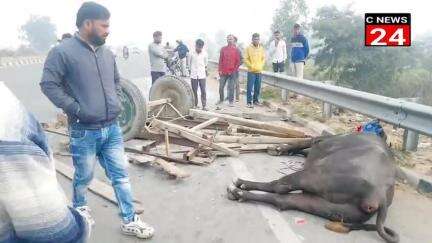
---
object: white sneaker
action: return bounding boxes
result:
[121,214,154,239]
[76,206,95,227]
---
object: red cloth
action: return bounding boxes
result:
[218,45,240,75]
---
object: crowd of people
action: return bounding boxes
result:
[148,24,309,111]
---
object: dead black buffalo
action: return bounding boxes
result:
[227,133,399,243]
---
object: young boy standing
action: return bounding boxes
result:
[188,39,208,110]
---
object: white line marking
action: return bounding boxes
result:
[228,157,302,243]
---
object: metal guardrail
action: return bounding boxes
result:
[208,60,432,137]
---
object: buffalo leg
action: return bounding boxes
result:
[227,185,371,223]
[234,171,306,194]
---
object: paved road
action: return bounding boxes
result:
[1,54,431,243]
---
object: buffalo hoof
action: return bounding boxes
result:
[232,177,246,189]
[227,184,244,201]
[325,222,350,234]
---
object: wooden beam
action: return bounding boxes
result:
[125,147,206,166]
[44,128,68,137]
[235,125,299,138]
[147,98,172,107]
[153,158,190,179]
[125,139,157,151]
[137,131,199,147]
[151,119,240,157]
[161,117,229,130]
[190,118,219,131]
[189,109,305,138]
[164,130,171,156]
[210,135,311,144]
[54,160,144,214]
[127,153,153,164]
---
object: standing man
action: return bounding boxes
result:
[269,30,288,100]
[188,39,208,110]
[174,40,189,77]
[244,33,265,108]
[218,34,240,107]
[290,23,309,79]
[40,2,154,239]
[269,30,287,73]
[60,33,73,42]
[149,31,168,84]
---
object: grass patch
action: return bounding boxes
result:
[261,86,281,101]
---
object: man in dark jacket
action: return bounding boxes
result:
[40,2,154,239]
[290,23,309,79]
[174,40,189,76]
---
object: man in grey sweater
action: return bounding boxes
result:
[39,2,154,239]
[148,31,168,84]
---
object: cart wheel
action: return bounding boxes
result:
[149,75,194,118]
[119,78,147,141]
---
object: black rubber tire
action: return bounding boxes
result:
[149,75,194,118]
[119,78,147,141]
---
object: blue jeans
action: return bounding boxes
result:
[246,72,262,104]
[69,123,135,223]
[219,74,235,103]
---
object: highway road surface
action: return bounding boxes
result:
[1,54,431,243]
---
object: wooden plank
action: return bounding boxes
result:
[54,160,144,214]
[211,135,311,144]
[127,153,153,164]
[125,139,157,151]
[235,125,296,138]
[160,117,229,130]
[153,158,190,179]
[147,98,172,107]
[137,131,198,147]
[125,147,206,166]
[189,109,305,138]
[164,130,171,156]
[190,118,219,131]
[152,119,240,157]
[44,127,68,137]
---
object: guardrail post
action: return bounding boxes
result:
[281,89,289,102]
[401,97,420,151]
[403,129,419,151]
[322,81,335,119]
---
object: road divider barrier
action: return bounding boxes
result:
[0,56,45,69]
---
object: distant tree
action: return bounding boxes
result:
[0,49,15,57]
[198,32,218,60]
[19,15,57,53]
[214,30,228,50]
[271,0,308,41]
[15,45,37,56]
[311,5,416,95]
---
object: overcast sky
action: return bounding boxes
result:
[0,0,429,49]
